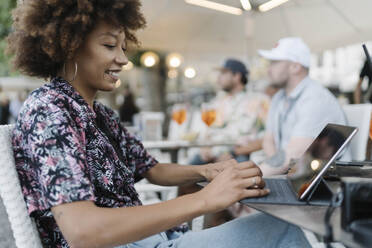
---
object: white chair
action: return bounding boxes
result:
[135,180,178,204]
[136,112,164,141]
[0,124,43,248]
[342,104,372,161]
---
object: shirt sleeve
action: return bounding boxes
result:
[290,96,346,139]
[121,127,159,182]
[15,103,95,213]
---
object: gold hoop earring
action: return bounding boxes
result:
[63,62,78,82]
[71,62,77,82]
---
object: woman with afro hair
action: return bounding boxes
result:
[8,1,311,247]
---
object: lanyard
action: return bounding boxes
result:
[277,96,299,148]
[277,98,290,148]
[277,79,308,148]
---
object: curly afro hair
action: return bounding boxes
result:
[6,0,146,79]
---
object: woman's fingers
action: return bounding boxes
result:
[248,176,266,189]
[238,167,262,179]
[202,166,269,212]
[221,165,265,189]
[242,188,270,199]
[236,161,256,169]
[236,161,263,176]
[237,176,266,189]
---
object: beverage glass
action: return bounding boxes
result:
[172,104,187,125]
[201,103,216,127]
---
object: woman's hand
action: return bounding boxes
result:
[201,159,237,182]
[196,161,269,213]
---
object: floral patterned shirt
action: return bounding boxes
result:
[12,77,158,247]
[199,91,270,156]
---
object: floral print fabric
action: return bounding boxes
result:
[12,77,158,247]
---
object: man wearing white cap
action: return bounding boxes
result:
[257,37,349,176]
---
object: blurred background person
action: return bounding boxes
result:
[230,84,280,162]
[182,59,270,227]
[353,59,372,104]
[206,38,351,228]
[119,85,140,125]
[258,37,350,176]
[353,59,372,159]
[189,58,269,165]
[264,84,281,98]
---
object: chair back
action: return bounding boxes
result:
[0,124,42,248]
[342,104,372,161]
[135,112,164,141]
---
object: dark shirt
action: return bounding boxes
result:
[119,93,139,125]
[12,77,158,247]
[0,101,10,124]
[360,60,372,102]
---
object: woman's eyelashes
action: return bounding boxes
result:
[104,44,115,49]
[104,44,127,53]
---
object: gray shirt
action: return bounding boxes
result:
[266,76,350,159]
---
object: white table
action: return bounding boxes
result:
[143,140,236,163]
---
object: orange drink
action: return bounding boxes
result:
[201,102,217,127]
[201,109,216,127]
[172,109,187,125]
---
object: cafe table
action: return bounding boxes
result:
[143,140,236,163]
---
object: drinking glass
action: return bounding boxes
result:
[201,103,216,127]
[172,104,187,125]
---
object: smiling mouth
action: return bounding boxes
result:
[105,70,121,81]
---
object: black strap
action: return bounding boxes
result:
[324,191,344,247]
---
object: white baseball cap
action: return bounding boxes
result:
[258,37,311,68]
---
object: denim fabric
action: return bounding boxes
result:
[116,213,311,248]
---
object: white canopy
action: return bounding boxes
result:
[138,0,372,61]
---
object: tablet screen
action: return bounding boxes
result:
[288,124,357,199]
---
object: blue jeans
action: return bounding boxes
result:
[116,213,311,248]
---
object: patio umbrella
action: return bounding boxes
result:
[137,0,372,60]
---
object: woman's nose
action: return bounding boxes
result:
[116,50,128,66]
